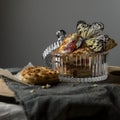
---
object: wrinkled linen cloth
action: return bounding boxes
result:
[0,102,27,120]
[3,68,120,120]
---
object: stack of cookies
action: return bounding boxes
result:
[51,20,117,82]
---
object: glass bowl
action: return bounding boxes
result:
[51,51,108,82]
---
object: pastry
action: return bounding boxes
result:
[104,36,117,51]
[19,66,59,85]
[55,33,80,54]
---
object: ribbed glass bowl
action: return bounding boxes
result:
[51,51,108,82]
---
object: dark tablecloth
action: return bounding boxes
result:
[3,68,120,120]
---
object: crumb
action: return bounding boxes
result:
[46,84,51,88]
[30,89,36,93]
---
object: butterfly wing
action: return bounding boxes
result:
[76,20,90,39]
[85,35,106,52]
[87,22,104,38]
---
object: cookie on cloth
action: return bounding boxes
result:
[105,37,117,51]
[19,66,59,85]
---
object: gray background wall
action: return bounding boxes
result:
[0,0,120,68]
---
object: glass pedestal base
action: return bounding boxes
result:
[59,74,108,83]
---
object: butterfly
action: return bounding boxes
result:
[76,20,105,52]
[85,35,106,52]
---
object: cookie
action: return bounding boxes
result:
[55,33,80,54]
[19,66,59,85]
[70,46,91,55]
[105,37,117,51]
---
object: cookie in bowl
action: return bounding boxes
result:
[51,20,117,82]
[19,66,59,85]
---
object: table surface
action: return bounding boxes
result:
[0,66,120,120]
[0,66,120,99]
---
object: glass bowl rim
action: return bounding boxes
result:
[51,51,109,57]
